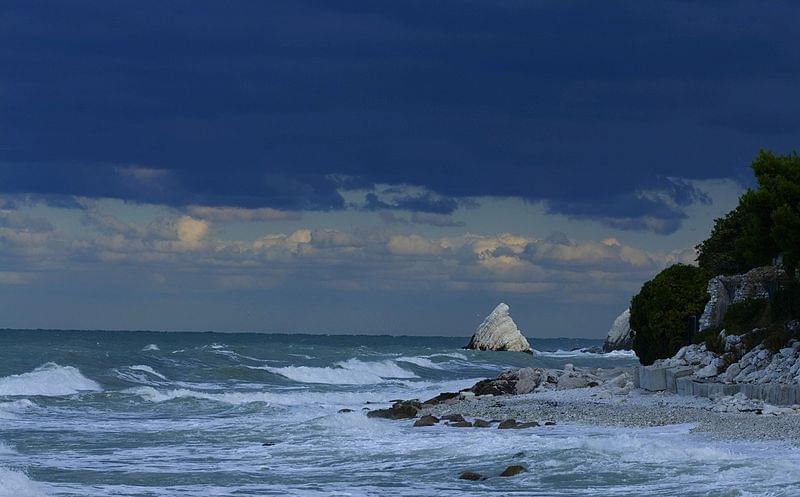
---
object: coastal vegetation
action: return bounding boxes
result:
[632,150,800,365]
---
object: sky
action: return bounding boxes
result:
[1,1,798,337]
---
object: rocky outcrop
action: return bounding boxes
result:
[638,337,800,405]
[699,266,785,331]
[468,365,615,396]
[465,303,532,353]
[366,400,421,419]
[602,309,635,352]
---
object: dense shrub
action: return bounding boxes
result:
[631,264,711,365]
[763,325,790,353]
[692,326,724,354]
[771,282,800,322]
[723,298,771,335]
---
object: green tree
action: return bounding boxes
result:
[696,150,800,278]
[630,264,711,365]
[695,205,750,275]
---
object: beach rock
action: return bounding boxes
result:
[465,303,532,353]
[422,392,459,406]
[544,421,556,426]
[459,471,485,481]
[514,368,547,394]
[603,309,635,352]
[366,400,420,419]
[473,418,491,427]
[514,421,540,429]
[497,419,518,429]
[471,372,517,396]
[500,465,528,477]
[413,415,439,427]
[338,408,353,413]
[450,421,473,427]
[441,413,466,423]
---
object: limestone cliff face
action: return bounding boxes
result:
[602,309,635,352]
[699,266,785,331]
[465,303,532,353]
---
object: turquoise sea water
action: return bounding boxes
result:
[1,330,799,496]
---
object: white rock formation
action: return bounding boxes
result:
[602,309,635,352]
[465,303,532,353]
[699,266,784,331]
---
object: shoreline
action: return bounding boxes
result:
[382,365,800,445]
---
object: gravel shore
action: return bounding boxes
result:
[421,387,800,444]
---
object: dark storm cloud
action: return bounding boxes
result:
[1,1,798,228]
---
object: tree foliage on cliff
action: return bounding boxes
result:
[697,150,800,278]
[630,264,711,365]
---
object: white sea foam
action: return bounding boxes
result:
[128,365,167,380]
[0,363,101,397]
[428,352,468,360]
[258,358,418,385]
[395,356,444,369]
[141,344,160,351]
[0,399,37,420]
[127,378,480,407]
[0,468,46,497]
[534,348,637,359]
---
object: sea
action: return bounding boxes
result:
[1,330,799,496]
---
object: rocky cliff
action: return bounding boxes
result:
[465,303,532,353]
[699,266,785,331]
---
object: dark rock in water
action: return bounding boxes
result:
[581,346,604,354]
[450,421,472,427]
[338,408,354,413]
[544,421,556,426]
[459,471,485,481]
[513,451,525,458]
[500,465,528,477]
[441,413,466,423]
[473,418,491,428]
[413,415,439,427]
[389,399,403,403]
[262,441,276,446]
[497,419,518,429]
[422,392,459,406]
[588,381,600,388]
[366,400,421,419]
[514,421,539,429]
[362,407,370,411]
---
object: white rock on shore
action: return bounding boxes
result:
[602,309,635,352]
[465,303,532,353]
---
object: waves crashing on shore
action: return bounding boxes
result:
[2,331,797,496]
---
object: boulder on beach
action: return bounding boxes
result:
[465,303,532,354]
[602,309,635,352]
[459,471,485,481]
[413,415,439,427]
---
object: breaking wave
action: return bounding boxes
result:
[395,356,444,369]
[535,348,637,359]
[257,358,418,385]
[128,365,167,380]
[0,363,102,397]
[0,468,46,497]
[141,344,160,351]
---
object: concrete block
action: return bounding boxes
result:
[638,366,668,392]
[665,367,694,393]
[676,377,694,397]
